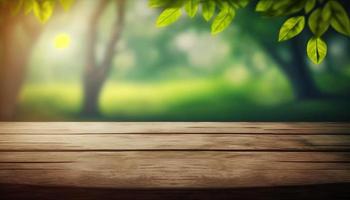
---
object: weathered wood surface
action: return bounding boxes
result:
[0,122,349,200]
[1,134,350,151]
[1,122,350,134]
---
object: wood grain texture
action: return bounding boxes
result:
[0,122,349,134]
[0,122,349,199]
[0,134,349,151]
[0,152,350,188]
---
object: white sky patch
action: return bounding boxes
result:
[125,0,159,38]
[174,31,230,68]
[133,0,154,18]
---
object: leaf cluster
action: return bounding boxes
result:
[151,0,249,35]
[271,0,350,64]
[150,0,350,64]
[0,0,74,23]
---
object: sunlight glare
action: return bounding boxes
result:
[54,33,71,49]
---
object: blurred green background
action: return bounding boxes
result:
[16,0,350,121]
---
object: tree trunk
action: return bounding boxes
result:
[82,71,106,116]
[0,42,27,120]
[280,40,322,100]
[0,13,41,121]
[238,16,322,100]
[259,37,322,100]
[81,0,126,116]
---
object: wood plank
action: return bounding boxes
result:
[0,122,350,134]
[0,122,349,199]
[0,152,349,188]
[0,134,349,151]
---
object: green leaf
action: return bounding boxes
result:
[211,7,235,35]
[232,0,250,8]
[256,0,273,12]
[308,8,330,36]
[278,16,305,42]
[60,0,74,11]
[256,0,304,16]
[307,37,327,64]
[185,0,199,18]
[11,0,24,15]
[216,1,231,11]
[148,0,172,8]
[305,0,316,13]
[148,0,184,8]
[325,0,350,36]
[156,8,182,27]
[23,0,35,14]
[202,0,215,21]
[33,0,55,23]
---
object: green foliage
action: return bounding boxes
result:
[278,16,305,41]
[59,0,74,11]
[307,36,327,64]
[185,0,200,18]
[0,0,74,23]
[324,0,350,36]
[305,0,316,13]
[308,8,329,37]
[202,0,216,21]
[19,79,350,121]
[156,7,182,27]
[150,0,350,64]
[151,0,247,34]
[33,0,55,23]
[211,3,236,35]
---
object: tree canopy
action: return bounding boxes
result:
[1,0,349,64]
[150,0,350,64]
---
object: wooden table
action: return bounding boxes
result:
[0,122,349,199]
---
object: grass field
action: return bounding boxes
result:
[17,77,350,121]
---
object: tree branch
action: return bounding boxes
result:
[99,0,126,77]
[86,0,109,73]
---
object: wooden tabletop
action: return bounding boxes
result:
[0,122,349,199]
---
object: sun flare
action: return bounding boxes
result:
[54,33,71,49]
